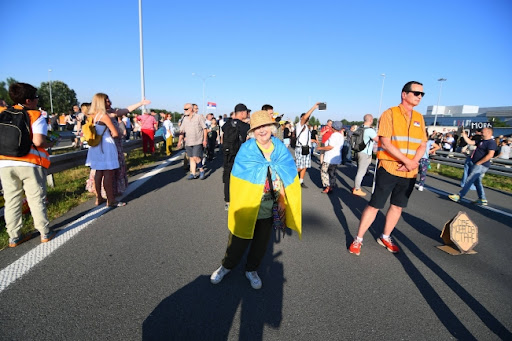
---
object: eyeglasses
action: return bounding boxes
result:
[408,91,425,97]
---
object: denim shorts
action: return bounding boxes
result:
[185,144,204,158]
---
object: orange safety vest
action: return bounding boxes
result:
[0,105,51,169]
[377,106,424,161]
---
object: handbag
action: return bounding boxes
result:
[297,124,310,155]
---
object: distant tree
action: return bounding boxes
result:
[309,116,320,127]
[490,117,509,127]
[38,81,78,114]
[0,77,20,105]
[294,116,299,124]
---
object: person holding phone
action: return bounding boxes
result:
[295,103,320,188]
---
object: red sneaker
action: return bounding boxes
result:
[349,240,362,256]
[322,187,331,194]
[377,236,400,253]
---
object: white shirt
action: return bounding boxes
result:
[295,122,311,147]
[163,119,175,139]
[324,131,344,164]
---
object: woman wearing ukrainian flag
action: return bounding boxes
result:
[210,110,302,289]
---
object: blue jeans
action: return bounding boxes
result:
[459,161,488,200]
[461,156,476,190]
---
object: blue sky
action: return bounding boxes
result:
[1,0,511,122]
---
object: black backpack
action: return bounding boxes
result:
[350,126,370,152]
[222,119,243,157]
[0,106,33,157]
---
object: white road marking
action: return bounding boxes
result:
[0,152,183,294]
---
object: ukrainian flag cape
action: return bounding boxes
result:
[228,137,302,239]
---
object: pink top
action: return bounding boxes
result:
[137,114,157,130]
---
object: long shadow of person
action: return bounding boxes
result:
[142,230,284,341]
[392,228,512,340]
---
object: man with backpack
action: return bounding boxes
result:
[0,82,57,247]
[352,114,378,196]
[222,103,250,211]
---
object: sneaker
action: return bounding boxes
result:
[352,188,366,197]
[8,234,31,248]
[245,271,262,289]
[377,236,400,253]
[448,194,460,202]
[224,202,230,211]
[348,240,362,256]
[418,185,424,191]
[199,171,205,180]
[321,187,331,194]
[473,199,488,206]
[187,174,196,180]
[210,265,231,284]
[41,231,57,243]
[300,183,308,189]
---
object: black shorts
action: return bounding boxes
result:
[368,166,416,209]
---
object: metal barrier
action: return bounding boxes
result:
[431,150,512,177]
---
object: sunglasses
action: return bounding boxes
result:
[408,91,425,97]
[184,108,191,111]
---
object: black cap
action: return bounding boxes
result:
[234,103,249,113]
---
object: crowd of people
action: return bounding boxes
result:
[1,80,509,291]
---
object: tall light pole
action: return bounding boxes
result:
[378,73,386,116]
[48,69,54,114]
[138,0,147,113]
[192,73,215,114]
[433,78,447,127]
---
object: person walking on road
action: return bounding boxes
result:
[177,103,208,180]
[210,110,302,289]
[416,131,440,191]
[295,102,320,188]
[316,121,344,194]
[221,104,251,210]
[353,114,378,197]
[349,81,427,256]
[448,127,496,206]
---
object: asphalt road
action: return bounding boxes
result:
[0,150,511,341]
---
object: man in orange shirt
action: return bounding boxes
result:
[0,83,57,247]
[349,81,427,255]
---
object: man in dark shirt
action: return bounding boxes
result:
[222,103,250,210]
[449,127,496,206]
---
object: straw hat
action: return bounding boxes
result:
[249,110,280,132]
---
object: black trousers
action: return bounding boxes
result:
[221,217,273,272]
[223,154,235,202]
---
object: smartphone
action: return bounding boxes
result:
[318,102,327,111]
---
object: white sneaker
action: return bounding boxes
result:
[418,185,424,191]
[245,271,262,289]
[210,265,230,284]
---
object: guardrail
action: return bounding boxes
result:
[430,150,512,177]
[47,136,164,175]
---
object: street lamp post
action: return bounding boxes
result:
[48,69,54,114]
[138,0,147,113]
[433,78,447,127]
[378,73,386,116]
[192,73,215,115]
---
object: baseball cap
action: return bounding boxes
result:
[234,103,249,113]
[332,121,343,131]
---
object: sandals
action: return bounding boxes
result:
[107,201,127,208]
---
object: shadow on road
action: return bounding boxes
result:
[392,228,512,340]
[142,232,284,340]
